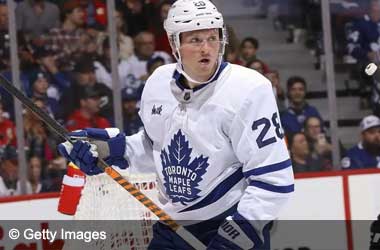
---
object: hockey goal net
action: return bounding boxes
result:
[65,169,159,250]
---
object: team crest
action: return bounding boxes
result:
[160,130,209,205]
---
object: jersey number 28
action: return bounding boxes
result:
[252,112,284,148]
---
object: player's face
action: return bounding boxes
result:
[179,29,220,83]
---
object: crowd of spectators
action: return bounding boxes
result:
[261,0,380,173]
[0,0,173,196]
[0,0,379,197]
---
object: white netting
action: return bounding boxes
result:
[63,169,159,250]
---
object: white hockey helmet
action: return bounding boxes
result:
[164,0,228,83]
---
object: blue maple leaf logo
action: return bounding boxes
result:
[160,130,209,205]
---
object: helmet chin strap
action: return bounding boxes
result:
[175,57,223,85]
[173,42,225,86]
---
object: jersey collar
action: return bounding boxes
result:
[172,61,228,92]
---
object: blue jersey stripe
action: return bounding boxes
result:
[179,168,244,213]
[250,180,294,193]
[244,159,292,177]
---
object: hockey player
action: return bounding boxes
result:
[58,0,294,249]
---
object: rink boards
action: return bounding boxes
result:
[0,168,378,250]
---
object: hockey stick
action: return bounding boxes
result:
[0,74,206,250]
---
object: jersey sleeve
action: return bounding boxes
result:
[124,83,157,174]
[125,129,156,174]
[229,81,294,222]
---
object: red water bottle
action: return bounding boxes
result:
[57,163,86,215]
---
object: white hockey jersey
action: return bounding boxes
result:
[125,62,294,223]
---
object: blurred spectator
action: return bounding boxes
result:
[16,0,60,40]
[280,76,323,135]
[303,116,334,171]
[346,0,380,64]
[288,132,325,173]
[65,85,111,131]
[18,34,36,72]
[122,86,143,135]
[239,37,258,64]
[114,8,134,60]
[0,146,31,196]
[29,71,60,118]
[0,146,18,196]
[1,4,35,72]
[24,99,57,160]
[41,0,87,71]
[41,156,66,192]
[341,115,380,169]
[346,0,380,107]
[116,0,155,37]
[140,55,165,81]
[0,2,9,71]
[82,28,103,62]
[127,31,172,81]
[149,0,172,55]
[60,57,113,120]
[28,155,45,194]
[224,25,242,65]
[0,39,31,120]
[239,37,270,73]
[0,101,16,147]
[246,58,265,75]
[225,47,243,65]
[32,47,71,100]
[270,0,308,43]
[0,4,38,116]
[264,70,285,112]
[95,37,133,89]
[0,2,7,31]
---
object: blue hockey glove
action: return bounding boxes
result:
[207,213,271,250]
[58,140,101,175]
[58,128,128,175]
